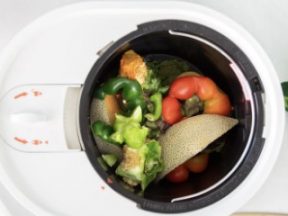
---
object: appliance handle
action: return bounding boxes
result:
[0,84,84,153]
[63,86,84,150]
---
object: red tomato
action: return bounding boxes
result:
[195,76,218,100]
[162,96,183,125]
[169,76,197,100]
[166,165,189,183]
[185,153,209,173]
[168,75,232,117]
[204,91,231,116]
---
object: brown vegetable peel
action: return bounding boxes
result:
[119,50,148,85]
[158,114,239,179]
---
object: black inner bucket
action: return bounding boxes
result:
[80,20,264,213]
[93,31,251,199]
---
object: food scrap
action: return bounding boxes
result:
[91,49,238,190]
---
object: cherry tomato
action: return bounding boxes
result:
[185,153,209,173]
[162,96,183,125]
[166,165,189,183]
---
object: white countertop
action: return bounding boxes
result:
[0,0,287,215]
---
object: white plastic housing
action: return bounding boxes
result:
[0,85,82,152]
[0,2,285,216]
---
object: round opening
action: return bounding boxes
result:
[79,20,265,213]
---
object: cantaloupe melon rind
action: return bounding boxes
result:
[177,71,201,77]
[158,114,239,179]
[90,98,109,123]
[90,97,122,159]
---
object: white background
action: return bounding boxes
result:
[0,0,287,215]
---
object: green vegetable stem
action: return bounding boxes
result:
[94,77,146,111]
[182,95,204,117]
[145,92,162,121]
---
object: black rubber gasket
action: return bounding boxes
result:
[79,20,265,213]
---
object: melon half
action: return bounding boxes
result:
[159,114,239,179]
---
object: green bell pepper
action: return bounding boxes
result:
[102,154,118,167]
[141,140,163,190]
[94,77,146,111]
[115,139,163,191]
[116,145,147,183]
[91,121,114,143]
[145,92,162,121]
[110,106,149,149]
